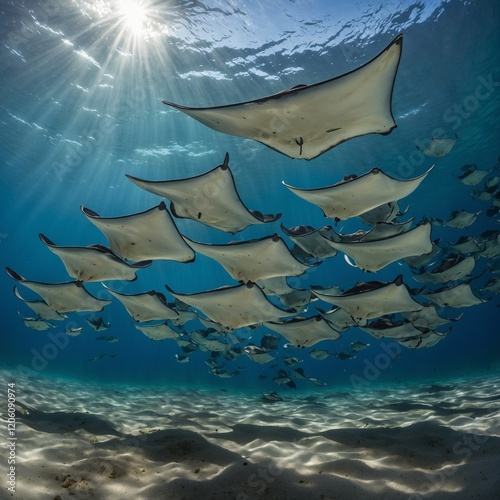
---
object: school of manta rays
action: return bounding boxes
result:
[7,35,500,391]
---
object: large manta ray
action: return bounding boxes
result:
[264,315,341,348]
[283,166,433,221]
[6,268,111,313]
[312,275,422,322]
[102,285,180,322]
[127,153,281,233]
[161,35,403,160]
[39,234,151,282]
[135,322,181,341]
[319,220,434,272]
[164,281,295,330]
[81,201,195,263]
[183,233,318,283]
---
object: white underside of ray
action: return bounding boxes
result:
[184,235,313,282]
[40,236,150,282]
[284,166,432,221]
[161,35,403,160]
[135,322,180,341]
[414,255,476,284]
[81,203,194,262]
[422,283,486,308]
[313,279,422,321]
[166,283,293,330]
[264,316,340,347]
[6,269,111,313]
[321,221,433,272]
[103,285,179,322]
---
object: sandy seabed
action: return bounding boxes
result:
[1,368,499,500]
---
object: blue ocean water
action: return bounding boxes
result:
[1,0,499,392]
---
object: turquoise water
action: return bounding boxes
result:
[1,0,499,390]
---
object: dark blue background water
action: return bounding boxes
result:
[1,0,499,390]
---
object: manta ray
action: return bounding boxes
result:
[6,268,111,313]
[183,233,317,283]
[417,135,457,157]
[264,315,341,348]
[431,210,481,229]
[401,303,463,329]
[283,166,433,222]
[102,285,180,322]
[320,220,433,272]
[414,255,476,284]
[456,164,491,186]
[161,35,403,160]
[422,282,487,308]
[164,281,295,330]
[448,236,483,255]
[81,202,195,262]
[135,322,181,341]
[19,314,55,331]
[312,275,422,322]
[127,153,281,233]
[396,329,448,349]
[360,317,427,339]
[39,234,152,282]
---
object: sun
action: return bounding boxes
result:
[119,0,148,35]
